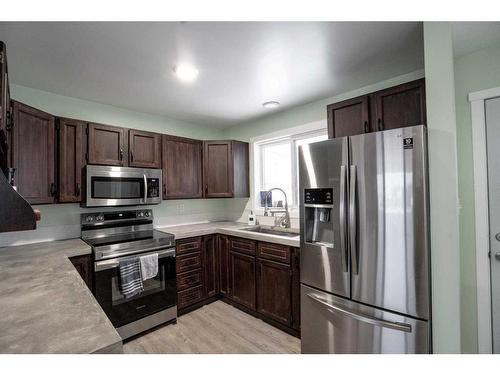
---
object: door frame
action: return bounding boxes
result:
[469,86,500,353]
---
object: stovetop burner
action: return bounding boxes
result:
[80,209,175,261]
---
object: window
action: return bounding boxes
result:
[253,128,328,212]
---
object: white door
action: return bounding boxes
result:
[485,96,500,353]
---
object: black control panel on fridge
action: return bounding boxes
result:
[304,188,333,204]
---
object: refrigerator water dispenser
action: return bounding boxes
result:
[303,188,334,247]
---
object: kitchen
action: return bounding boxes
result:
[1,9,500,372]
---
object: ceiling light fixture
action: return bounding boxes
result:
[262,101,280,109]
[174,64,199,83]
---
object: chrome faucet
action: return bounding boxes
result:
[263,187,290,228]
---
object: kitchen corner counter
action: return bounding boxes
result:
[0,239,122,354]
[157,221,300,247]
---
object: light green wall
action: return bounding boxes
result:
[424,22,461,353]
[454,40,500,353]
[224,70,424,141]
[11,84,224,140]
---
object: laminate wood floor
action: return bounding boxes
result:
[123,301,301,354]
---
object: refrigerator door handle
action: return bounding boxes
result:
[339,165,348,272]
[349,165,359,274]
[306,293,412,333]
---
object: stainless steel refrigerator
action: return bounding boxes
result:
[299,125,431,354]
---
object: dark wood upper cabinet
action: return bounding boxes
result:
[203,140,249,198]
[218,234,230,297]
[327,95,370,138]
[328,78,426,138]
[11,101,56,204]
[129,129,161,168]
[57,117,86,203]
[257,258,292,326]
[203,235,219,298]
[371,78,426,132]
[162,135,203,199]
[87,122,127,166]
[229,251,256,310]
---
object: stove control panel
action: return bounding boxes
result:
[81,209,153,226]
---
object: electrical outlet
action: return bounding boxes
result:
[176,203,185,214]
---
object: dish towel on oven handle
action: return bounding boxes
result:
[140,253,159,281]
[118,257,144,298]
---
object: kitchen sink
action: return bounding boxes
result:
[241,226,299,238]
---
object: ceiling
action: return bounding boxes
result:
[0,22,426,128]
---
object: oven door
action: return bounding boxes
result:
[94,248,176,328]
[84,165,162,207]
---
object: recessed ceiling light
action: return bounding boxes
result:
[262,101,280,109]
[174,64,199,83]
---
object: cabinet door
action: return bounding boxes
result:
[327,95,370,138]
[0,43,8,172]
[218,235,231,297]
[291,247,301,331]
[203,141,233,198]
[87,123,127,166]
[162,135,203,199]
[70,254,93,292]
[129,129,161,168]
[203,235,219,298]
[371,79,426,131]
[230,251,256,310]
[257,258,292,326]
[11,101,56,204]
[58,117,86,202]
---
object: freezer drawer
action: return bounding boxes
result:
[300,284,430,354]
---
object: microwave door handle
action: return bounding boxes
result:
[143,174,147,203]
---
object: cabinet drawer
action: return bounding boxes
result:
[176,252,202,273]
[229,237,256,256]
[176,237,202,255]
[177,269,203,291]
[257,242,291,264]
[178,285,205,309]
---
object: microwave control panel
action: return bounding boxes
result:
[147,178,160,198]
[304,188,333,205]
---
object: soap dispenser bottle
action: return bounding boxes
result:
[248,210,256,226]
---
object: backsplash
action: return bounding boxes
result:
[0,199,231,247]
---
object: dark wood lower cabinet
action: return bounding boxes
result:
[203,235,219,298]
[257,258,292,326]
[69,254,93,292]
[229,251,256,310]
[175,234,300,336]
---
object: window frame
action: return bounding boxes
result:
[251,121,328,217]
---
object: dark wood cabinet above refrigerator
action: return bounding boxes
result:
[327,78,426,138]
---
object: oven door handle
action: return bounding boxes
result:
[94,247,175,272]
[143,174,148,203]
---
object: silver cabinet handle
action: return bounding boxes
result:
[143,174,147,203]
[339,165,348,272]
[349,165,358,274]
[307,293,412,333]
[495,252,500,261]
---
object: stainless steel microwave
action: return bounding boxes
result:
[82,165,162,207]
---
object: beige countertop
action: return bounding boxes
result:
[0,239,122,354]
[157,221,300,247]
